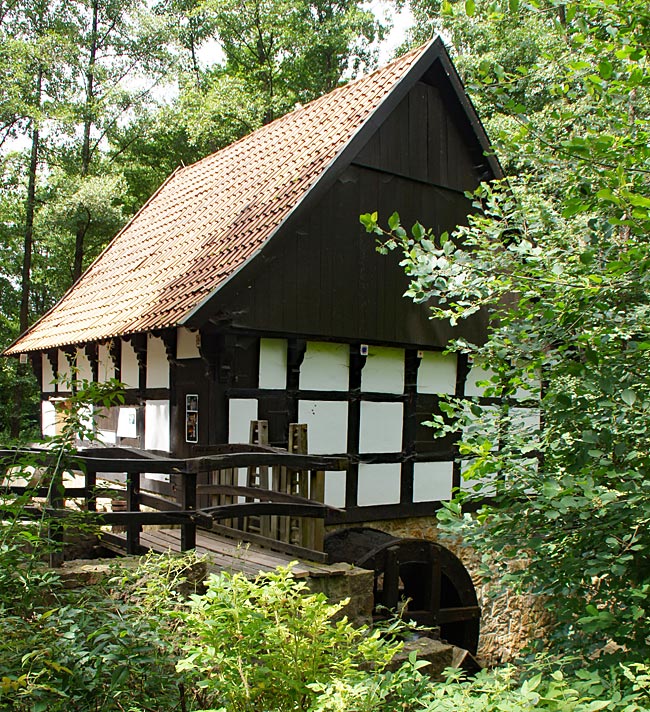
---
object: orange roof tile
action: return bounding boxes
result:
[6,42,437,355]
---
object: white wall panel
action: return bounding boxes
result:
[359,401,403,453]
[464,363,495,397]
[42,401,56,437]
[117,407,138,438]
[259,338,288,389]
[358,463,401,506]
[361,346,404,394]
[97,429,117,445]
[228,398,258,443]
[413,461,454,502]
[97,343,115,382]
[324,470,346,508]
[57,350,71,388]
[144,400,170,452]
[76,348,93,383]
[144,472,170,483]
[177,327,201,359]
[147,335,169,388]
[299,342,348,391]
[121,340,139,389]
[418,351,457,394]
[513,407,541,434]
[298,400,348,454]
[42,357,55,393]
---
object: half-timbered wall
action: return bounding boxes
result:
[218,334,469,520]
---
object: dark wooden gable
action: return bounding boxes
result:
[188,47,498,349]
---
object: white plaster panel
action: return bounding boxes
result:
[324,470,346,509]
[42,401,56,437]
[361,346,404,394]
[514,374,542,401]
[357,463,401,506]
[144,400,170,452]
[76,348,93,383]
[229,398,258,443]
[413,461,454,502]
[97,343,115,383]
[513,407,541,432]
[57,350,71,388]
[259,338,288,389]
[359,401,403,454]
[42,357,55,393]
[299,342,348,392]
[121,340,139,389]
[465,363,495,397]
[147,335,169,389]
[177,327,201,360]
[117,407,138,438]
[144,472,170,483]
[418,351,457,394]
[298,400,348,454]
[97,430,117,445]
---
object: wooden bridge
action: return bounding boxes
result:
[0,440,347,571]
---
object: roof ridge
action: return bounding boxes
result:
[180,42,433,176]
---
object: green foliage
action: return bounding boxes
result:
[0,553,200,711]
[421,661,650,711]
[177,564,404,711]
[0,377,125,615]
[364,0,650,662]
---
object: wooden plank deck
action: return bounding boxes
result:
[106,527,333,578]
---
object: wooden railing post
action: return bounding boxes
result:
[181,471,197,551]
[85,464,97,512]
[309,469,325,551]
[126,471,141,555]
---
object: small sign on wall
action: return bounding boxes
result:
[185,394,198,443]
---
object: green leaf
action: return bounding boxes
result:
[388,211,401,231]
[411,222,426,240]
[465,0,476,16]
[598,60,613,79]
[621,389,636,405]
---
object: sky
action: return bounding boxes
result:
[372,0,415,62]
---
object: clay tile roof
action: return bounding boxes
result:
[7,42,433,355]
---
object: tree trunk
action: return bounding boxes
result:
[12,66,43,439]
[73,0,99,283]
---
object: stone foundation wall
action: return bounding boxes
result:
[327,516,554,667]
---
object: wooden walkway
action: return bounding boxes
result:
[106,527,334,578]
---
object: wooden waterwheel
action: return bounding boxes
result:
[325,527,481,654]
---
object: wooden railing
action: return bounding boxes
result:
[0,443,346,563]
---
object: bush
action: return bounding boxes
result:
[176,564,419,712]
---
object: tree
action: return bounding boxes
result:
[207,0,383,124]
[364,0,650,660]
[112,0,386,201]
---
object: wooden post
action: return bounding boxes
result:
[85,465,97,512]
[181,471,197,551]
[126,471,141,555]
[288,424,310,547]
[245,420,270,536]
[383,545,401,610]
[309,469,325,551]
